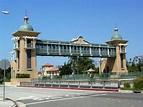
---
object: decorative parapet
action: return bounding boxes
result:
[118,43,128,54]
[11,37,20,49]
[23,36,37,39]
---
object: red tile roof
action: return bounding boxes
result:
[42,63,53,67]
[46,67,59,72]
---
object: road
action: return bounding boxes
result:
[23,93,143,107]
[0,86,143,107]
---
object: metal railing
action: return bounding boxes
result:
[38,72,143,81]
[19,72,143,90]
[21,80,116,89]
[21,78,135,90]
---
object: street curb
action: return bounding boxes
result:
[18,86,119,92]
[5,98,18,107]
[17,101,26,107]
[119,90,133,93]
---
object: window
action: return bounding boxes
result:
[121,54,124,68]
[27,50,31,68]
[121,46,125,53]
[27,39,31,48]
[17,51,20,69]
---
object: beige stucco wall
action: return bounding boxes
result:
[11,36,39,85]
[31,49,37,72]
[10,71,38,86]
[101,45,127,73]
[11,78,31,86]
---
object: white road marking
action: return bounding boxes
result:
[51,96,63,99]
[89,94,107,97]
[25,94,107,106]
[65,95,69,97]
[18,96,35,100]
[36,98,44,101]
[33,97,40,100]
[45,97,50,100]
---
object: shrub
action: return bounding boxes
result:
[42,76,50,80]
[55,75,61,78]
[123,82,131,89]
[90,73,94,78]
[16,73,30,78]
[133,76,143,90]
[0,79,3,84]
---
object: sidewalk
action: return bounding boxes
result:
[0,99,15,107]
[0,98,26,107]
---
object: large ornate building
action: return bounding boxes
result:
[10,15,128,85]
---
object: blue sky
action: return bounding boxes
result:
[0,0,143,70]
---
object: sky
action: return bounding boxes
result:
[0,0,143,70]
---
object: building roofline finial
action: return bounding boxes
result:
[114,24,118,34]
[25,10,27,16]
[24,10,29,24]
[115,23,117,28]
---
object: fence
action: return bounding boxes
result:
[39,72,143,81]
[19,72,143,89]
[20,79,134,90]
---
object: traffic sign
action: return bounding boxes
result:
[0,59,10,70]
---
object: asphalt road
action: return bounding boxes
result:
[0,86,143,107]
[21,92,143,107]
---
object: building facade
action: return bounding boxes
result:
[101,27,128,74]
[40,63,60,78]
[11,15,40,85]
[10,15,128,85]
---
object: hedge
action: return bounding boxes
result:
[123,82,131,90]
[133,76,143,90]
[16,73,30,78]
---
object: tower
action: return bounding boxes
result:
[11,15,40,85]
[101,27,128,74]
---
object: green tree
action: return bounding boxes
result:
[127,56,143,72]
[133,76,143,90]
[6,67,11,81]
[76,57,95,73]
[0,67,11,83]
[59,62,72,76]
[0,68,3,83]
[60,57,95,76]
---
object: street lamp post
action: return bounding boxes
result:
[1,10,9,101]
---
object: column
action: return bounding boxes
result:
[25,38,27,48]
